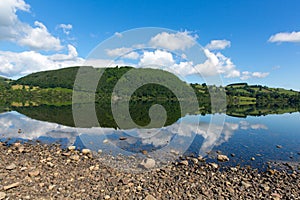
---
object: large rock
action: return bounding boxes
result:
[6,163,17,170]
[82,149,91,155]
[217,154,229,162]
[145,195,157,200]
[139,158,155,169]
[0,192,6,200]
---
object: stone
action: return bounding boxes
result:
[210,163,219,169]
[241,181,252,188]
[170,149,179,155]
[179,160,189,166]
[260,184,270,191]
[191,158,198,164]
[6,163,17,170]
[0,192,5,200]
[4,182,20,190]
[70,155,80,161]
[141,150,148,155]
[119,137,127,140]
[276,145,282,149]
[104,195,110,199]
[82,149,91,155]
[29,169,40,177]
[68,146,76,151]
[103,139,109,144]
[251,157,255,161]
[217,154,229,162]
[98,149,103,154]
[139,158,156,169]
[145,194,157,200]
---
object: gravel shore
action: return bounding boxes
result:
[0,142,299,200]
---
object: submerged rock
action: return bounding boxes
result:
[217,154,230,162]
[139,158,155,169]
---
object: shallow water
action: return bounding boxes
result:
[0,109,299,171]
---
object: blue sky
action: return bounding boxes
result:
[0,0,300,90]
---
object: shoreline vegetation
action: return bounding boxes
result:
[0,66,299,118]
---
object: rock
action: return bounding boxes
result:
[104,195,110,199]
[230,167,238,172]
[217,154,229,162]
[191,158,198,164]
[276,145,282,149]
[47,162,54,168]
[271,193,282,199]
[68,146,76,151]
[20,167,27,171]
[141,150,148,155]
[0,192,6,200]
[137,185,142,191]
[70,155,80,161]
[82,149,91,155]
[29,169,40,177]
[210,163,219,169]
[98,149,103,154]
[139,158,156,169]
[103,139,109,144]
[18,146,25,153]
[241,181,252,188]
[179,160,189,166]
[6,163,17,170]
[230,153,235,157]
[145,194,157,200]
[251,157,255,161]
[4,182,20,190]
[170,149,179,155]
[260,184,270,191]
[119,137,127,140]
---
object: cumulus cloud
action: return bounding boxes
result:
[181,49,240,78]
[106,47,139,59]
[19,21,62,51]
[0,46,84,78]
[205,40,231,50]
[57,23,73,35]
[136,48,268,80]
[139,50,175,67]
[149,31,198,50]
[268,31,300,43]
[0,0,62,51]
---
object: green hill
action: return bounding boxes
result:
[13,67,81,89]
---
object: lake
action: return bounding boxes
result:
[0,103,299,172]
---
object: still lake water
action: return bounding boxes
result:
[0,108,299,171]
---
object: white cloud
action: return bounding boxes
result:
[241,71,269,80]
[149,31,198,50]
[137,48,268,81]
[193,49,240,78]
[0,0,63,51]
[19,21,63,51]
[139,50,175,67]
[106,47,139,59]
[0,46,84,78]
[205,40,231,50]
[58,23,72,35]
[269,31,300,43]
[252,72,269,78]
